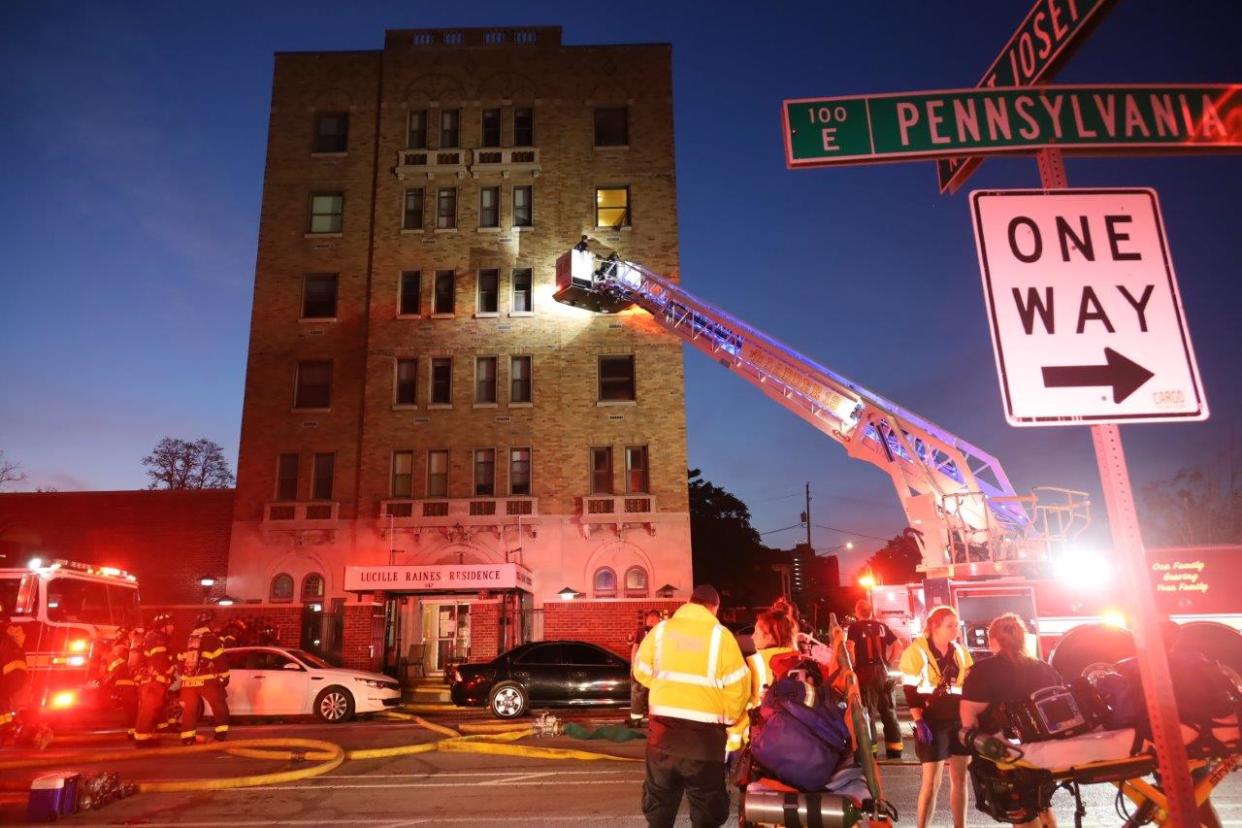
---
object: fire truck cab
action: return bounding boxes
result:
[0,558,140,709]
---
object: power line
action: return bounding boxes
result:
[814,524,889,542]
[758,523,805,537]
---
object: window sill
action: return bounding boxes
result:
[473,403,499,410]
[304,232,343,239]
[292,407,332,414]
[399,227,426,235]
[477,226,502,233]
[511,225,534,232]
[508,402,533,409]
[428,403,453,410]
[508,310,534,318]
[596,400,637,407]
[433,227,459,234]
[299,317,338,323]
[396,313,423,320]
[431,313,455,319]
[594,145,630,151]
[473,312,500,319]
[311,151,348,158]
[392,405,419,411]
[594,226,632,233]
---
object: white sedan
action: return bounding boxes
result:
[221,647,402,722]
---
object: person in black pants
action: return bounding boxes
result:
[847,599,904,758]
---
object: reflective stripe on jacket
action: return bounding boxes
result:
[179,626,229,686]
[632,603,749,726]
[898,635,971,695]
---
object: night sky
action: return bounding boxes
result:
[2,2,1239,576]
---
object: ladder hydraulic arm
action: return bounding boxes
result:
[553,240,1089,574]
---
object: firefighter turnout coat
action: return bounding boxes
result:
[632,603,750,727]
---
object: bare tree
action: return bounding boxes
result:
[0,451,26,491]
[1141,461,1242,547]
[142,438,235,490]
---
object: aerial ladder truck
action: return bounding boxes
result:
[555,238,1089,585]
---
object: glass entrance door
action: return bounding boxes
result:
[420,601,471,674]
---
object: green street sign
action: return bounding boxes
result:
[784,84,1242,168]
[937,0,1117,193]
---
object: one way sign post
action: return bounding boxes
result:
[970,188,1207,426]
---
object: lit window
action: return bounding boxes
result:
[595,187,629,229]
[474,448,496,496]
[399,271,421,316]
[513,186,532,227]
[312,453,334,500]
[594,108,628,147]
[433,270,455,314]
[481,108,501,148]
[431,358,452,405]
[294,361,332,409]
[302,573,325,601]
[509,448,531,495]
[403,188,424,230]
[309,194,343,234]
[428,450,448,497]
[479,187,499,228]
[477,269,498,313]
[590,447,614,495]
[593,567,617,598]
[270,573,294,602]
[313,113,349,153]
[511,268,532,313]
[625,446,649,494]
[475,357,497,404]
[514,107,534,146]
[395,358,418,406]
[437,188,457,229]
[510,356,531,404]
[302,274,338,319]
[598,355,635,401]
[276,454,299,501]
[392,450,413,497]
[408,110,427,149]
[624,567,648,598]
[440,109,460,148]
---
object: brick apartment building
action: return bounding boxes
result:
[225,26,692,672]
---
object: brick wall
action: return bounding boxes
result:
[471,601,500,660]
[0,490,234,604]
[543,599,682,658]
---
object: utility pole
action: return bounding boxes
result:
[802,482,812,550]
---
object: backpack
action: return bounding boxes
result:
[749,658,852,791]
[1090,652,1240,734]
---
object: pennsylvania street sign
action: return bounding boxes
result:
[937,0,1117,194]
[783,84,1242,168]
[970,188,1207,426]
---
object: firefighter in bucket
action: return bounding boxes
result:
[177,610,230,744]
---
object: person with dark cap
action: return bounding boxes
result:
[133,612,176,748]
[632,584,750,827]
[177,610,230,744]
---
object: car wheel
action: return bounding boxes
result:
[314,686,355,723]
[488,681,528,719]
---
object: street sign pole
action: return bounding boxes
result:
[1036,148,1198,825]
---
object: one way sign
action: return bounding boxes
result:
[971,188,1207,426]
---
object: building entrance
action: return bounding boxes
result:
[423,600,470,674]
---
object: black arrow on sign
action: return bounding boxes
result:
[1041,348,1155,404]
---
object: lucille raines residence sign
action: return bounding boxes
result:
[783,84,1242,168]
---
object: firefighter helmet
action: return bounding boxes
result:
[194,610,215,627]
[151,612,175,629]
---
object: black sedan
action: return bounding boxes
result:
[449,640,631,718]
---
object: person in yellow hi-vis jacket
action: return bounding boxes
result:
[633,585,749,828]
[899,605,973,828]
[725,607,797,755]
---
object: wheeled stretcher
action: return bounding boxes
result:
[973,717,1241,827]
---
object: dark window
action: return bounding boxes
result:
[477,269,498,313]
[302,274,338,319]
[513,186,532,227]
[295,361,332,409]
[46,577,112,624]
[399,271,421,316]
[224,651,249,669]
[515,643,563,665]
[514,107,534,146]
[598,355,636,401]
[431,358,452,404]
[440,109,460,148]
[433,270,455,314]
[481,108,501,147]
[479,187,499,228]
[314,113,349,153]
[408,110,427,149]
[271,573,294,602]
[510,356,531,404]
[474,448,496,496]
[251,651,300,670]
[625,445,649,494]
[310,194,343,234]
[437,188,457,229]
[395,358,418,406]
[392,450,413,497]
[625,566,649,598]
[590,447,614,494]
[403,188,424,230]
[302,573,325,601]
[594,107,628,146]
[312,453,335,500]
[511,268,532,312]
[277,453,299,500]
[509,447,531,495]
[475,356,497,403]
[565,643,616,665]
[592,568,617,598]
[427,449,448,497]
[595,187,629,229]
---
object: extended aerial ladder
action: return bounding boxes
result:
[554,239,1089,577]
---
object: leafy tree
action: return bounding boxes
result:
[0,451,26,491]
[864,527,925,585]
[688,468,782,607]
[142,438,235,490]
[1141,464,1242,547]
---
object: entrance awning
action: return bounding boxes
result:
[344,563,533,593]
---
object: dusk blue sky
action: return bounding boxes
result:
[2,2,1239,575]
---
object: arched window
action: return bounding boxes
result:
[301,573,325,602]
[270,573,294,602]
[624,566,649,597]
[592,567,617,598]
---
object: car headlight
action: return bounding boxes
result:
[354,678,398,690]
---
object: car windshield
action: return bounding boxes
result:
[287,649,332,669]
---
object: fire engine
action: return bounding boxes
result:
[552,241,1229,658]
[0,558,140,711]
